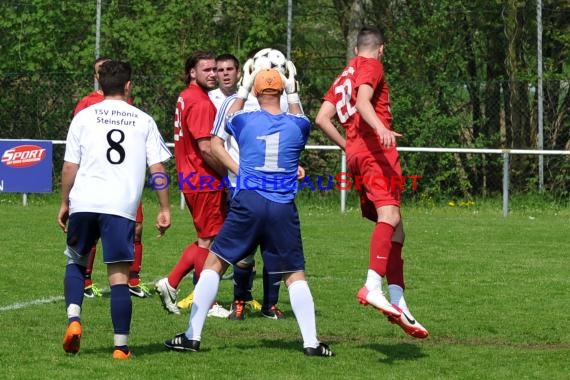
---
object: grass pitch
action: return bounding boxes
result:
[0,192,569,379]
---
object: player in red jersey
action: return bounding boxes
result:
[315,26,428,339]
[74,57,150,298]
[155,51,229,317]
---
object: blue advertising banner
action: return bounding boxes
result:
[0,140,53,193]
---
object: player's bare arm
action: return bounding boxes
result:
[315,101,346,150]
[288,102,303,115]
[149,162,171,237]
[58,161,79,232]
[211,135,239,175]
[356,84,401,148]
[196,137,226,177]
[297,165,305,180]
[227,97,246,115]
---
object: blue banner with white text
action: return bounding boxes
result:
[0,140,53,193]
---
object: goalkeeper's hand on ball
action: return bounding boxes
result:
[237,58,255,99]
[281,60,300,104]
[237,58,259,100]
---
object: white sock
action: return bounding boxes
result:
[388,284,404,308]
[365,269,383,291]
[114,334,128,347]
[186,269,220,341]
[67,304,81,319]
[288,280,319,348]
[388,285,416,319]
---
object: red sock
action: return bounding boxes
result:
[84,244,97,287]
[168,242,208,288]
[192,246,210,281]
[386,242,405,289]
[129,240,143,287]
[369,222,395,276]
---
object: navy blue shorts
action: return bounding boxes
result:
[65,212,135,264]
[211,190,305,274]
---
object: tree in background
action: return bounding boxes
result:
[0,0,567,199]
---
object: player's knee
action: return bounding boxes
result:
[65,247,89,267]
[236,254,255,268]
[377,206,401,226]
[284,271,306,287]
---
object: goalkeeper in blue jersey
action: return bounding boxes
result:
[164,64,334,357]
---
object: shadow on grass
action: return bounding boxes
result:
[362,342,428,364]
[80,342,211,357]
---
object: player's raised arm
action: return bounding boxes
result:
[281,60,303,115]
[228,59,257,115]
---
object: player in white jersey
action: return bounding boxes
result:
[58,60,172,359]
[208,54,241,109]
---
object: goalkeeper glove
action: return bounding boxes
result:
[281,60,300,104]
[237,58,256,100]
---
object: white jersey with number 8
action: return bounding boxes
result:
[64,99,171,220]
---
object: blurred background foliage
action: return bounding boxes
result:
[0,0,568,199]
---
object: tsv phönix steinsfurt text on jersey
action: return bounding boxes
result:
[94,108,138,127]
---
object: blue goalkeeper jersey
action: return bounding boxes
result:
[226,109,310,203]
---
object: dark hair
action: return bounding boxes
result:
[93,56,112,74]
[184,51,216,85]
[357,26,385,49]
[98,61,132,96]
[215,53,239,70]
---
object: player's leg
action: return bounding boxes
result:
[129,203,150,298]
[83,244,101,298]
[164,191,255,352]
[357,203,400,314]
[156,241,207,314]
[100,214,135,359]
[353,153,401,317]
[63,212,100,354]
[386,222,428,338]
[264,200,333,356]
[164,253,228,351]
[157,191,228,316]
[284,271,334,357]
[197,236,230,318]
[164,194,255,351]
[229,255,255,320]
[261,267,285,319]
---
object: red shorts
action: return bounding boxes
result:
[347,149,402,222]
[135,202,143,223]
[183,191,227,239]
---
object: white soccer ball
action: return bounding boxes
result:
[253,48,287,74]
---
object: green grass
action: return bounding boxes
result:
[1,192,569,379]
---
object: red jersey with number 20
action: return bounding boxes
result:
[174,83,221,192]
[323,56,392,157]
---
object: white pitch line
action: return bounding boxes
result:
[0,296,65,313]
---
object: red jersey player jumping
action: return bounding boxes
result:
[315,26,428,339]
[74,57,150,298]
